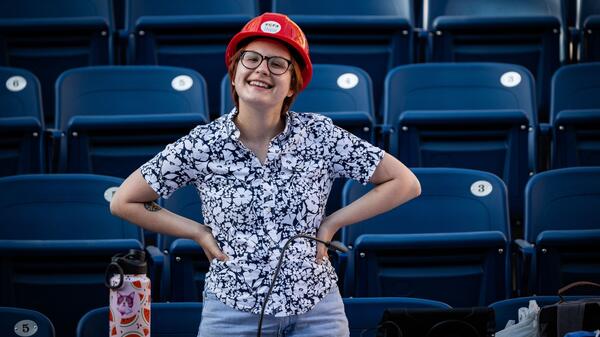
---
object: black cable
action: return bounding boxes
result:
[256,233,348,337]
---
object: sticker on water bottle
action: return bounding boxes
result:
[14,320,38,337]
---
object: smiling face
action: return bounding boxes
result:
[233,39,295,113]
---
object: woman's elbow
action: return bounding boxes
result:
[411,175,422,199]
[109,190,125,218]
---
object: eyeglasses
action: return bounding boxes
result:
[239,50,292,75]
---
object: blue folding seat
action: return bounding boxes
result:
[515,167,600,296]
[77,302,202,337]
[272,0,415,116]
[578,0,600,61]
[490,295,592,332]
[152,185,207,302]
[551,64,600,168]
[383,63,536,225]
[0,174,143,337]
[0,67,44,176]
[341,168,511,307]
[54,66,209,178]
[0,307,55,337]
[125,0,258,119]
[343,297,451,337]
[0,0,114,126]
[425,0,564,122]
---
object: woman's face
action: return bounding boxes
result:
[233,39,294,112]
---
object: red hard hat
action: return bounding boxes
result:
[225,12,313,91]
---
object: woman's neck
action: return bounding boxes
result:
[235,104,285,144]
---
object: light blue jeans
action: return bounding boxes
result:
[197,285,349,337]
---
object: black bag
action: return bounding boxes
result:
[539,281,600,337]
[375,307,495,337]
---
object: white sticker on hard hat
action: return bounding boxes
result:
[337,73,359,89]
[104,187,119,203]
[6,76,27,92]
[171,75,193,91]
[470,180,493,197]
[500,71,521,88]
[14,319,38,337]
[261,21,281,34]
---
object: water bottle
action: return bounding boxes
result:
[105,249,151,337]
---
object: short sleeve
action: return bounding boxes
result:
[140,126,206,198]
[330,123,384,184]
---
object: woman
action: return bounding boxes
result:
[110,12,421,337]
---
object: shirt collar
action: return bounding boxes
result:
[225,107,293,144]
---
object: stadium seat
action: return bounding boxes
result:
[272,0,415,116]
[0,307,55,337]
[578,0,600,61]
[425,0,564,122]
[489,295,592,332]
[0,174,143,337]
[155,185,207,302]
[343,297,451,337]
[516,167,600,296]
[383,63,537,226]
[0,0,114,125]
[341,168,511,307]
[54,66,209,177]
[77,302,202,337]
[0,67,44,176]
[551,63,600,168]
[124,0,259,118]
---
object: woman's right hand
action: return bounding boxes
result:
[194,224,229,262]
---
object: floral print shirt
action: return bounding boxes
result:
[140,109,384,316]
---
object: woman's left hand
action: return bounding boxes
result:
[315,217,339,264]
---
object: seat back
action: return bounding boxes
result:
[55,66,209,177]
[343,297,451,337]
[551,63,600,168]
[0,307,55,337]
[272,0,414,116]
[159,185,208,301]
[489,295,593,332]
[524,167,600,294]
[125,0,258,118]
[342,168,511,306]
[578,0,600,61]
[0,0,113,125]
[425,0,563,122]
[0,174,143,337]
[77,303,203,337]
[0,67,44,175]
[383,62,536,224]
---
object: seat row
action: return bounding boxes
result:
[1,168,598,336]
[3,62,600,225]
[2,0,600,124]
[2,294,596,337]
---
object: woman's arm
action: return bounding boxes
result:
[316,153,421,260]
[110,169,228,261]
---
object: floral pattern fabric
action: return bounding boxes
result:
[140,109,384,316]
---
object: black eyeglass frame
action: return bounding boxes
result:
[239,50,293,75]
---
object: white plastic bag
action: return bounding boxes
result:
[496,300,541,337]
